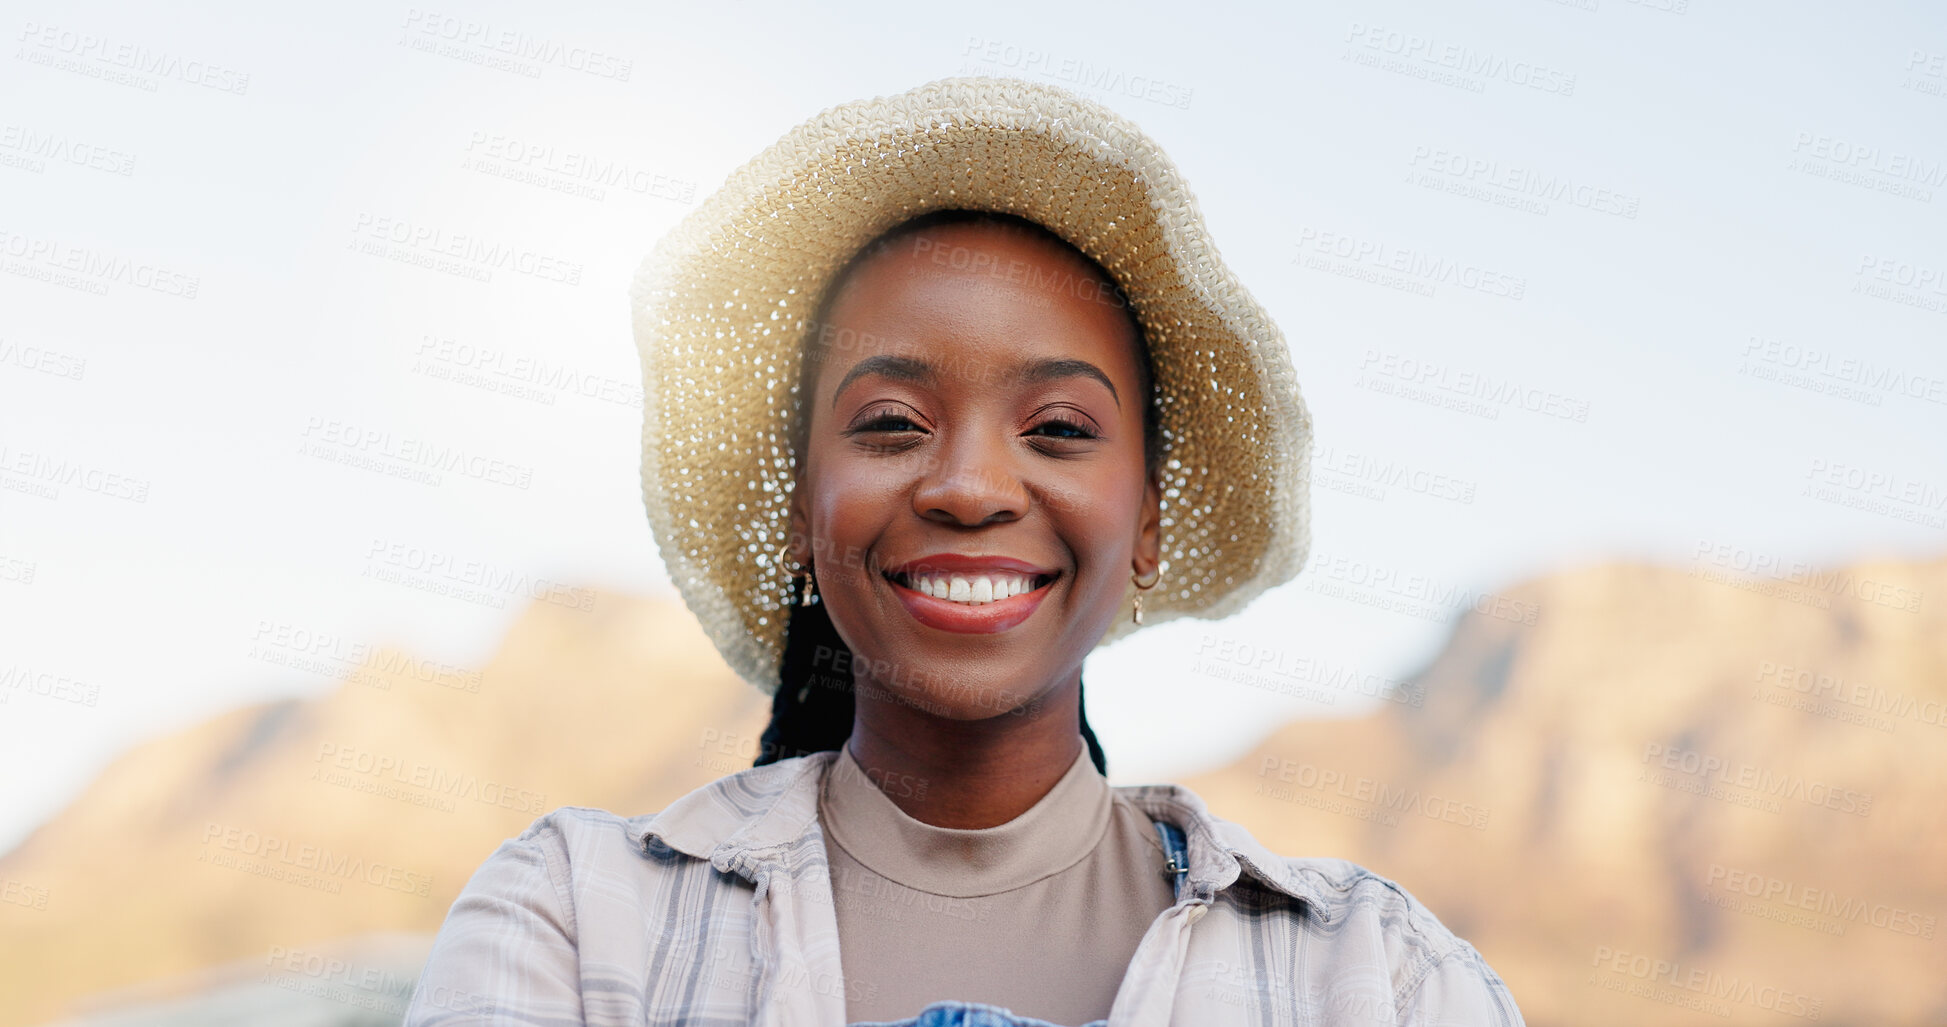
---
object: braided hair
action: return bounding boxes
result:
[753,209,1160,777]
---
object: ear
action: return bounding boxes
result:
[1132,469,1162,581]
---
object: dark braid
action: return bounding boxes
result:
[754,575,1110,775]
[755,574,855,766]
[1078,682,1108,775]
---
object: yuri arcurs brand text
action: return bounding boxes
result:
[312,742,546,815]
[1256,756,1490,829]
[197,824,432,897]
[1638,743,1872,816]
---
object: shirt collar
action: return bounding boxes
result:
[629,750,1324,911]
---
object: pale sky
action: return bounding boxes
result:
[3,0,1944,853]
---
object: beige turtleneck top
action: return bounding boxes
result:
[817,740,1180,1025]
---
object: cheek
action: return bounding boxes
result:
[807,461,900,565]
[1046,459,1146,567]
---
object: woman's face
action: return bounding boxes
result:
[789,220,1161,722]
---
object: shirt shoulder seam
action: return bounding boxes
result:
[1285,859,1471,964]
[1399,943,1519,1021]
[527,809,589,939]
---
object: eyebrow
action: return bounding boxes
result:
[830,355,1120,409]
[1022,358,1119,407]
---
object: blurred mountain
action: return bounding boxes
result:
[1186,555,1947,1026]
[3,556,1943,1026]
[0,594,771,1027]
[37,933,432,1027]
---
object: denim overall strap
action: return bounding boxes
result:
[1152,819,1189,903]
[849,999,1109,1027]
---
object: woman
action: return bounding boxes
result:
[404,78,1523,1027]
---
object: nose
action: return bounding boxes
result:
[912,433,1028,527]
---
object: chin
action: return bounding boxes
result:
[848,662,1048,722]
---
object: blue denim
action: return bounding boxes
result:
[849,999,1108,1027]
[846,821,1190,1027]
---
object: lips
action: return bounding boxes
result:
[882,553,1060,634]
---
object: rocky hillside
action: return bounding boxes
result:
[0,595,770,1027]
[1187,556,1947,1026]
[3,555,1942,1026]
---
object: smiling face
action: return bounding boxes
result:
[788,215,1162,725]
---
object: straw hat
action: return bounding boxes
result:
[631,76,1312,695]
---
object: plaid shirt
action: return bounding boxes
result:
[403,750,1523,1026]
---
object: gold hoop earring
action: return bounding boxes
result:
[1131,567,1160,625]
[786,558,817,606]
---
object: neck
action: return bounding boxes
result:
[845,678,1086,829]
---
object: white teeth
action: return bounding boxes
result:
[906,572,1042,605]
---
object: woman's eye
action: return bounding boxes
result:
[857,413,922,432]
[842,405,928,444]
[1028,417,1099,440]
